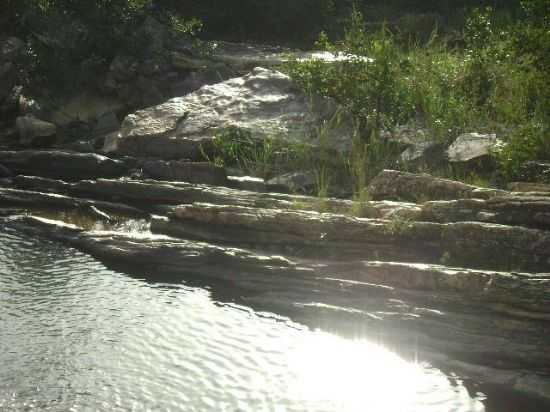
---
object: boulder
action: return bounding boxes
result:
[0,150,128,180]
[142,160,227,185]
[113,67,351,159]
[368,170,505,202]
[399,141,446,170]
[447,132,499,162]
[266,171,316,194]
[16,115,57,146]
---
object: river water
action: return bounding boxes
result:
[0,228,545,411]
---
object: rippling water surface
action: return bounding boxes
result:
[0,228,494,411]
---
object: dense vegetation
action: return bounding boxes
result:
[2,0,548,189]
[285,1,549,181]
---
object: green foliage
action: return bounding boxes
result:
[164,0,336,45]
[383,215,414,236]
[210,128,290,180]
[12,0,200,92]
[287,10,413,136]
[496,122,550,179]
[286,4,549,183]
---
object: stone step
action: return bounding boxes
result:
[368,169,506,202]
[153,202,550,272]
[0,150,128,180]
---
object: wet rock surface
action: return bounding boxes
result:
[1,164,550,400]
[0,150,128,180]
[0,52,549,402]
[2,214,549,401]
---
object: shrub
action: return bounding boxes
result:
[11,0,199,92]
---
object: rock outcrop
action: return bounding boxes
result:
[368,169,505,202]
[152,202,550,271]
[11,175,421,219]
[3,214,549,400]
[15,115,57,146]
[110,67,350,159]
[447,132,500,162]
[421,195,550,230]
[0,150,128,180]
[142,160,227,185]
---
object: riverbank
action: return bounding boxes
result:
[1,4,550,406]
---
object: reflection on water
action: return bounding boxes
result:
[0,228,488,411]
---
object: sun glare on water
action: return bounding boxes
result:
[284,332,485,412]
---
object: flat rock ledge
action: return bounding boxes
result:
[2,215,549,401]
[153,203,550,272]
[368,169,506,202]
[11,175,421,219]
[0,150,128,181]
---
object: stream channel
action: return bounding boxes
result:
[1,227,548,412]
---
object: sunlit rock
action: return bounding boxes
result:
[113,67,351,159]
[447,132,500,162]
[368,169,505,202]
[159,202,550,271]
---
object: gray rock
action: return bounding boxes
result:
[142,160,227,185]
[101,131,121,153]
[508,181,550,193]
[157,202,550,271]
[447,132,499,162]
[399,141,446,170]
[382,124,429,146]
[13,176,419,219]
[0,150,128,180]
[420,195,550,230]
[0,187,146,219]
[16,115,57,146]
[173,40,372,74]
[267,171,316,194]
[368,169,505,202]
[114,67,351,159]
[227,175,266,192]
